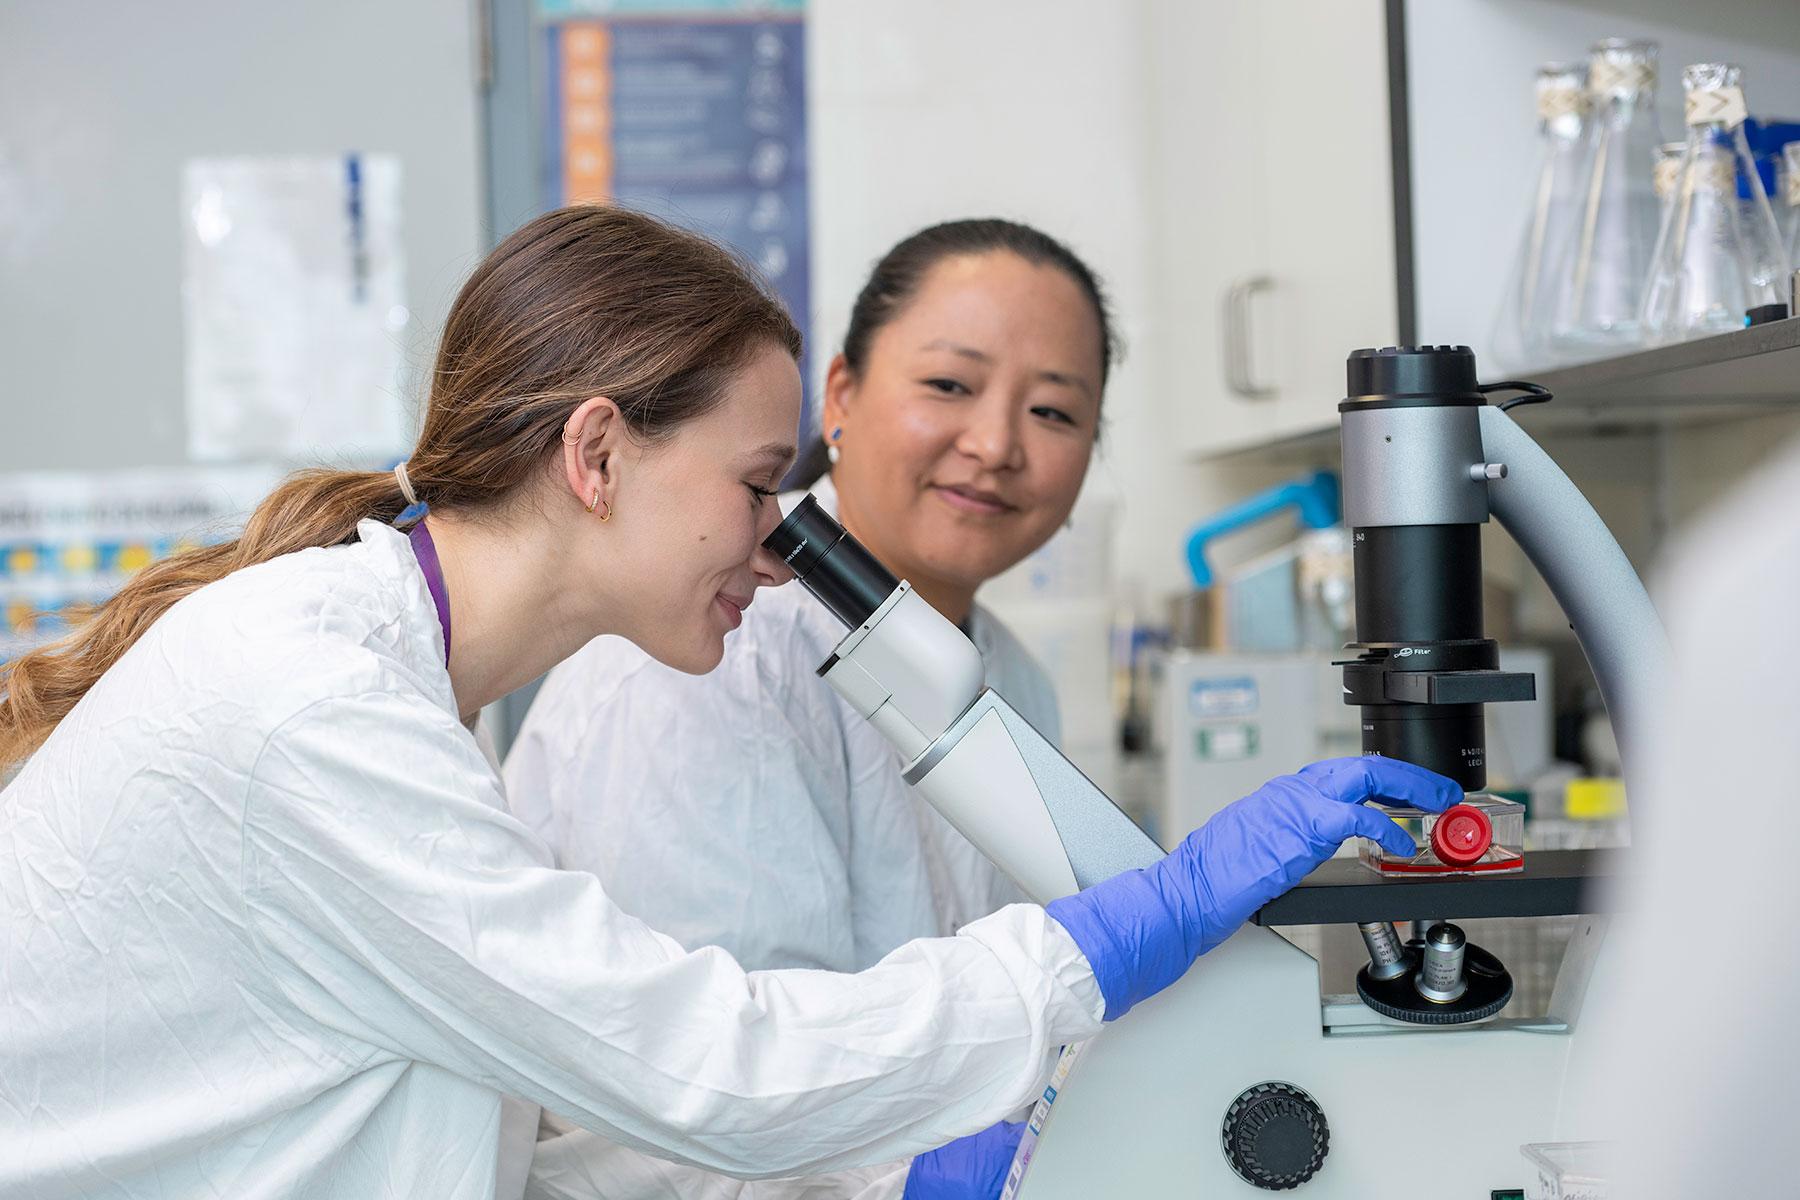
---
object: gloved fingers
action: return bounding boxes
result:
[1296,756,1461,812]
[974,1120,1026,1157]
[979,1121,1027,1196]
[1340,799,1421,858]
[902,1119,1027,1200]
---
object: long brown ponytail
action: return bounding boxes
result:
[0,206,801,769]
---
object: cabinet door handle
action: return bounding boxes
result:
[1222,275,1276,400]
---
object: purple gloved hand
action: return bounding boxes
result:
[1048,756,1459,1020]
[902,1120,1023,1200]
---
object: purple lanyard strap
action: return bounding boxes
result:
[407,521,452,666]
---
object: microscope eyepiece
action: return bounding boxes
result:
[1343,344,1483,407]
[763,494,900,629]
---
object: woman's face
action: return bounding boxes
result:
[609,343,801,673]
[825,251,1103,604]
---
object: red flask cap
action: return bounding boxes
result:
[1430,803,1493,866]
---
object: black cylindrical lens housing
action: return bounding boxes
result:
[1347,521,1491,787]
[763,494,899,629]
[1340,345,1507,794]
[1353,525,1484,645]
[1360,704,1487,785]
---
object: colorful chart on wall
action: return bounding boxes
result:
[538,1,811,429]
[0,467,281,663]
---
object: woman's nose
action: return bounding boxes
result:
[749,542,794,587]
[750,502,795,585]
[956,394,1025,470]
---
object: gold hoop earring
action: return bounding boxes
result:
[598,499,612,523]
[586,487,600,513]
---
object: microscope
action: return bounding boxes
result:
[765,345,1664,1195]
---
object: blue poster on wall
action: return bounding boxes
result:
[540,4,811,430]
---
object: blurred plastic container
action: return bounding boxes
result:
[1564,776,1626,819]
[1745,117,1800,250]
[1180,471,1348,655]
[1223,526,1354,654]
[1787,141,1800,263]
[1521,1141,1613,1200]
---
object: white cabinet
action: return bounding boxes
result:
[1153,0,1399,459]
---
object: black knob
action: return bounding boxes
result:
[1220,1082,1329,1191]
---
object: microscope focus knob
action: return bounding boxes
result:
[1221,1082,1329,1190]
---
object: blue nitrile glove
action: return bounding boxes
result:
[1046,756,1458,1021]
[903,1120,1024,1200]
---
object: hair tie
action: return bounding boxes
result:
[394,461,420,507]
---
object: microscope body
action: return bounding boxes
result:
[765,344,1663,1195]
[1336,346,1661,785]
[769,496,1165,904]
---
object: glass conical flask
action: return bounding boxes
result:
[1640,64,1793,343]
[1654,141,1686,220]
[1490,63,1588,372]
[1551,39,1663,354]
[1785,141,1800,267]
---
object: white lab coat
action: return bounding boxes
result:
[505,478,1055,974]
[0,519,1104,1200]
[1576,441,1800,1197]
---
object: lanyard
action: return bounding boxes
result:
[407,521,452,666]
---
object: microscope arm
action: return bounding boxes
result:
[1477,407,1670,784]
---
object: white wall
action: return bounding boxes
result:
[0,0,485,472]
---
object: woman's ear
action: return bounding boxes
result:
[820,353,855,443]
[561,396,624,512]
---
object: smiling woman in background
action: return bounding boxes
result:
[506,219,1115,974]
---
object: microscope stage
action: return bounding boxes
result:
[1252,848,1620,926]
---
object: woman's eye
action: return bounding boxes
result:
[1031,404,1078,427]
[747,484,777,506]
[924,377,971,396]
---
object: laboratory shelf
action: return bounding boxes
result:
[1251,848,1620,927]
[1194,317,1800,466]
[1516,316,1800,427]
